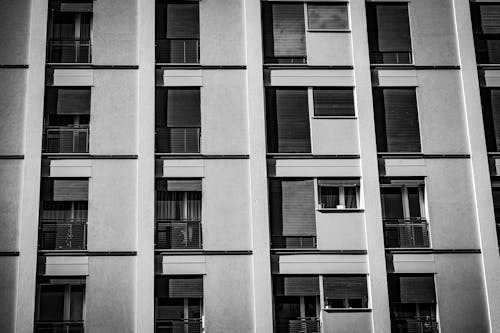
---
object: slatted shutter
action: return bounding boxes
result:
[274,276,320,296]
[282,179,316,236]
[307,4,348,30]
[313,88,355,117]
[166,3,199,39]
[266,88,311,153]
[323,276,368,299]
[367,4,411,52]
[479,5,500,33]
[168,277,203,298]
[400,276,436,303]
[56,89,91,115]
[166,179,202,192]
[481,88,500,151]
[52,179,88,201]
[59,3,93,12]
[166,89,200,127]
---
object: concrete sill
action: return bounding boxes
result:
[307,29,351,33]
[312,116,357,120]
[323,308,372,313]
[317,208,364,213]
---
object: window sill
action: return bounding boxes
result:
[313,116,357,119]
[318,208,364,213]
[323,308,372,313]
[307,29,351,33]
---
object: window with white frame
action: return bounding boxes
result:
[317,179,360,210]
[380,181,425,220]
[323,275,369,309]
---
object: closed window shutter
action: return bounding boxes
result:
[307,4,348,30]
[318,179,360,186]
[56,89,91,115]
[481,88,500,151]
[52,179,88,201]
[400,276,436,303]
[323,276,368,299]
[166,3,199,39]
[166,179,202,192]
[166,89,201,127]
[479,5,500,33]
[282,179,316,236]
[313,88,355,117]
[59,3,93,12]
[266,88,311,153]
[168,277,203,298]
[274,276,320,296]
[367,4,411,52]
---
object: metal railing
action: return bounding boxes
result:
[264,56,307,64]
[156,220,202,250]
[155,319,202,333]
[156,39,200,63]
[280,318,319,333]
[156,127,200,154]
[392,318,439,333]
[370,51,413,64]
[39,219,87,250]
[44,127,89,153]
[47,39,91,63]
[383,218,430,248]
[271,236,317,249]
[35,321,84,333]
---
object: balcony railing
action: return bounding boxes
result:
[35,321,84,333]
[271,236,317,249]
[155,319,202,333]
[156,220,202,250]
[39,219,87,250]
[383,218,430,248]
[156,127,200,154]
[156,39,200,63]
[369,51,413,64]
[264,56,307,64]
[44,127,89,153]
[47,39,91,63]
[276,318,320,333]
[392,318,439,333]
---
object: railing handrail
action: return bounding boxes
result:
[383,217,427,223]
[156,219,201,223]
[35,320,84,324]
[156,318,202,323]
[40,218,87,223]
[45,126,89,130]
[48,38,91,42]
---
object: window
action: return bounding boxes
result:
[262,3,306,64]
[323,275,368,309]
[373,88,421,153]
[155,179,202,249]
[388,274,438,333]
[313,88,355,117]
[366,3,412,64]
[491,186,500,248]
[156,88,201,153]
[480,88,500,151]
[39,178,89,250]
[471,4,500,64]
[307,3,349,30]
[318,179,359,209]
[269,179,316,249]
[35,278,85,333]
[266,88,311,153]
[47,1,92,63]
[43,87,91,153]
[156,1,200,63]
[155,276,203,333]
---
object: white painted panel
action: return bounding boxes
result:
[484,70,500,87]
[392,254,436,273]
[316,212,367,250]
[376,70,418,86]
[45,256,89,276]
[384,159,426,177]
[50,159,92,177]
[53,69,94,86]
[495,158,500,176]
[163,159,204,178]
[270,159,361,177]
[278,254,368,274]
[162,255,206,275]
[163,69,203,87]
[270,69,354,86]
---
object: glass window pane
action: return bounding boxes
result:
[319,186,339,208]
[304,296,317,317]
[407,187,422,218]
[157,298,184,320]
[39,285,65,321]
[381,187,404,218]
[308,4,348,30]
[275,296,300,319]
[188,298,201,319]
[69,285,85,321]
[344,187,358,209]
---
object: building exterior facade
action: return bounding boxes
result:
[1,0,500,332]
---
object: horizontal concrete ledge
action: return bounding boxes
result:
[0,64,29,68]
[267,154,360,159]
[43,154,138,159]
[386,249,481,254]
[46,64,139,69]
[0,252,20,256]
[378,153,471,159]
[157,64,247,70]
[370,65,461,70]
[39,251,137,256]
[323,308,372,313]
[272,250,367,255]
[264,65,354,70]
[477,64,500,70]
[155,250,253,255]
[318,209,365,213]
[156,154,249,159]
[0,155,24,159]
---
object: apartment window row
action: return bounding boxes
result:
[471,3,500,64]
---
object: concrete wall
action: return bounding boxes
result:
[307,33,353,66]
[88,160,137,251]
[0,69,27,155]
[200,0,245,65]
[86,257,136,333]
[93,0,138,65]
[0,160,23,252]
[90,70,138,155]
[201,70,249,155]
[311,119,359,155]
[0,257,18,333]
[322,311,372,333]
[0,0,31,64]
[204,256,254,333]
[317,212,367,250]
[202,160,252,251]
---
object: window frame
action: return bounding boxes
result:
[380,183,426,220]
[36,279,86,323]
[316,179,361,211]
[322,275,369,310]
[306,2,350,32]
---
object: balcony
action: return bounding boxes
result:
[39,219,87,251]
[43,127,89,154]
[392,318,439,333]
[35,321,84,333]
[369,51,413,64]
[271,236,317,249]
[47,39,91,63]
[277,318,320,333]
[155,220,202,250]
[156,127,200,154]
[156,39,200,64]
[155,319,202,333]
[383,218,430,248]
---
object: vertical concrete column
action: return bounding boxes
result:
[15,1,48,332]
[452,1,500,331]
[244,0,274,332]
[136,0,156,332]
[350,0,391,331]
